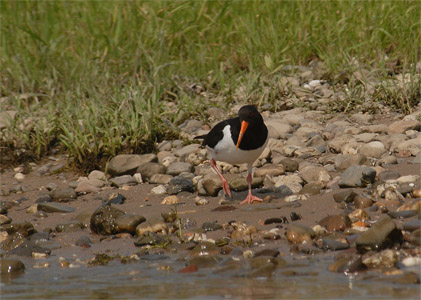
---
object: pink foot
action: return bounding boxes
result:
[240,194,263,205]
[221,178,232,198]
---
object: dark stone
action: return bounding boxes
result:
[290,212,302,221]
[106,193,126,205]
[211,206,237,212]
[254,249,280,257]
[387,210,418,219]
[38,203,75,213]
[115,214,146,234]
[167,176,195,195]
[9,240,51,257]
[201,222,222,232]
[354,195,373,209]
[338,166,376,188]
[90,206,125,235]
[35,194,52,203]
[319,215,352,232]
[0,259,25,275]
[55,221,83,233]
[355,215,403,253]
[75,235,92,248]
[328,254,366,273]
[333,189,356,203]
[322,237,350,251]
[1,221,35,237]
[378,170,401,182]
[264,218,284,225]
[403,219,421,232]
[134,232,168,247]
[50,188,77,202]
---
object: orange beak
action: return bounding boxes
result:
[236,120,249,149]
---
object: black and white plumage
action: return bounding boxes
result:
[196,105,268,204]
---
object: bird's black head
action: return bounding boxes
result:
[238,105,263,124]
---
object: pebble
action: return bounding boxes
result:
[359,141,386,158]
[88,170,107,181]
[362,249,398,269]
[201,222,222,232]
[328,254,365,273]
[319,215,352,232]
[110,175,138,187]
[151,185,167,195]
[333,190,356,203]
[354,195,373,209]
[75,181,101,193]
[137,162,166,182]
[0,259,25,275]
[338,165,376,188]
[107,154,156,176]
[136,219,168,236]
[50,188,77,202]
[166,162,193,176]
[161,195,179,205]
[37,203,76,213]
[149,174,173,185]
[115,214,146,234]
[355,215,402,253]
[90,206,125,235]
[75,235,92,248]
[194,197,209,206]
[286,224,315,244]
[167,176,195,194]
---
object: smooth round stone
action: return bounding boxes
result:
[359,141,386,158]
[378,155,398,165]
[38,203,75,213]
[397,184,413,195]
[0,259,25,275]
[2,221,35,237]
[354,195,373,209]
[161,195,179,205]
[286,224,315,244]
[173,144,200,158]
[50,188,77,202]
[322,236,350,251]
[14,173,25,182]
[88,170,106,181]
[201,222,222,232]
[136,219,168,236]
[319,215,352,232]
[333,189,356,203]
[115,214,146,234]
[75,181,101,193]
[90,206,125,235]
[151,185,167,195]
[229,177,263,192]
[202,176,222,196]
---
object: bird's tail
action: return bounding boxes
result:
[194,135,207,140]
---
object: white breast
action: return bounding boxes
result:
[207,125,268,165]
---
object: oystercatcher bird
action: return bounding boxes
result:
[195,105,268,204]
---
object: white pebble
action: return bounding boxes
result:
[133,173,143,184]
[402,257,421,267]
[14,172,25,182]
[151,185,167,195]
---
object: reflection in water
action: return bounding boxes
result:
[1,256,419,299]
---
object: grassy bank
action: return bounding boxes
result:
[1,0,420,169]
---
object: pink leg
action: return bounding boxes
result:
[240,165,263,205]
[210,158,232,198]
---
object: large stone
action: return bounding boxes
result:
[110,175,138,187]
[166,162,193,176]
[254,164,285,177]
[388,120,421,134]
[167,176,195,195]
[115,214,146,234]
[173,144,200,158]
[299,166,331,185]
[335,154,367,171]
[229,177,263,192]
[137,162,166,182]
[107,154,156,176]
[355,216,402,253]
[50,188,77,202]
[338,165,376,188]
[90,206,125,235]
[359,141,387,158]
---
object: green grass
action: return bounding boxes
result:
[1,0,420,169]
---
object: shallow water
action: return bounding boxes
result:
[2,255,419,300]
